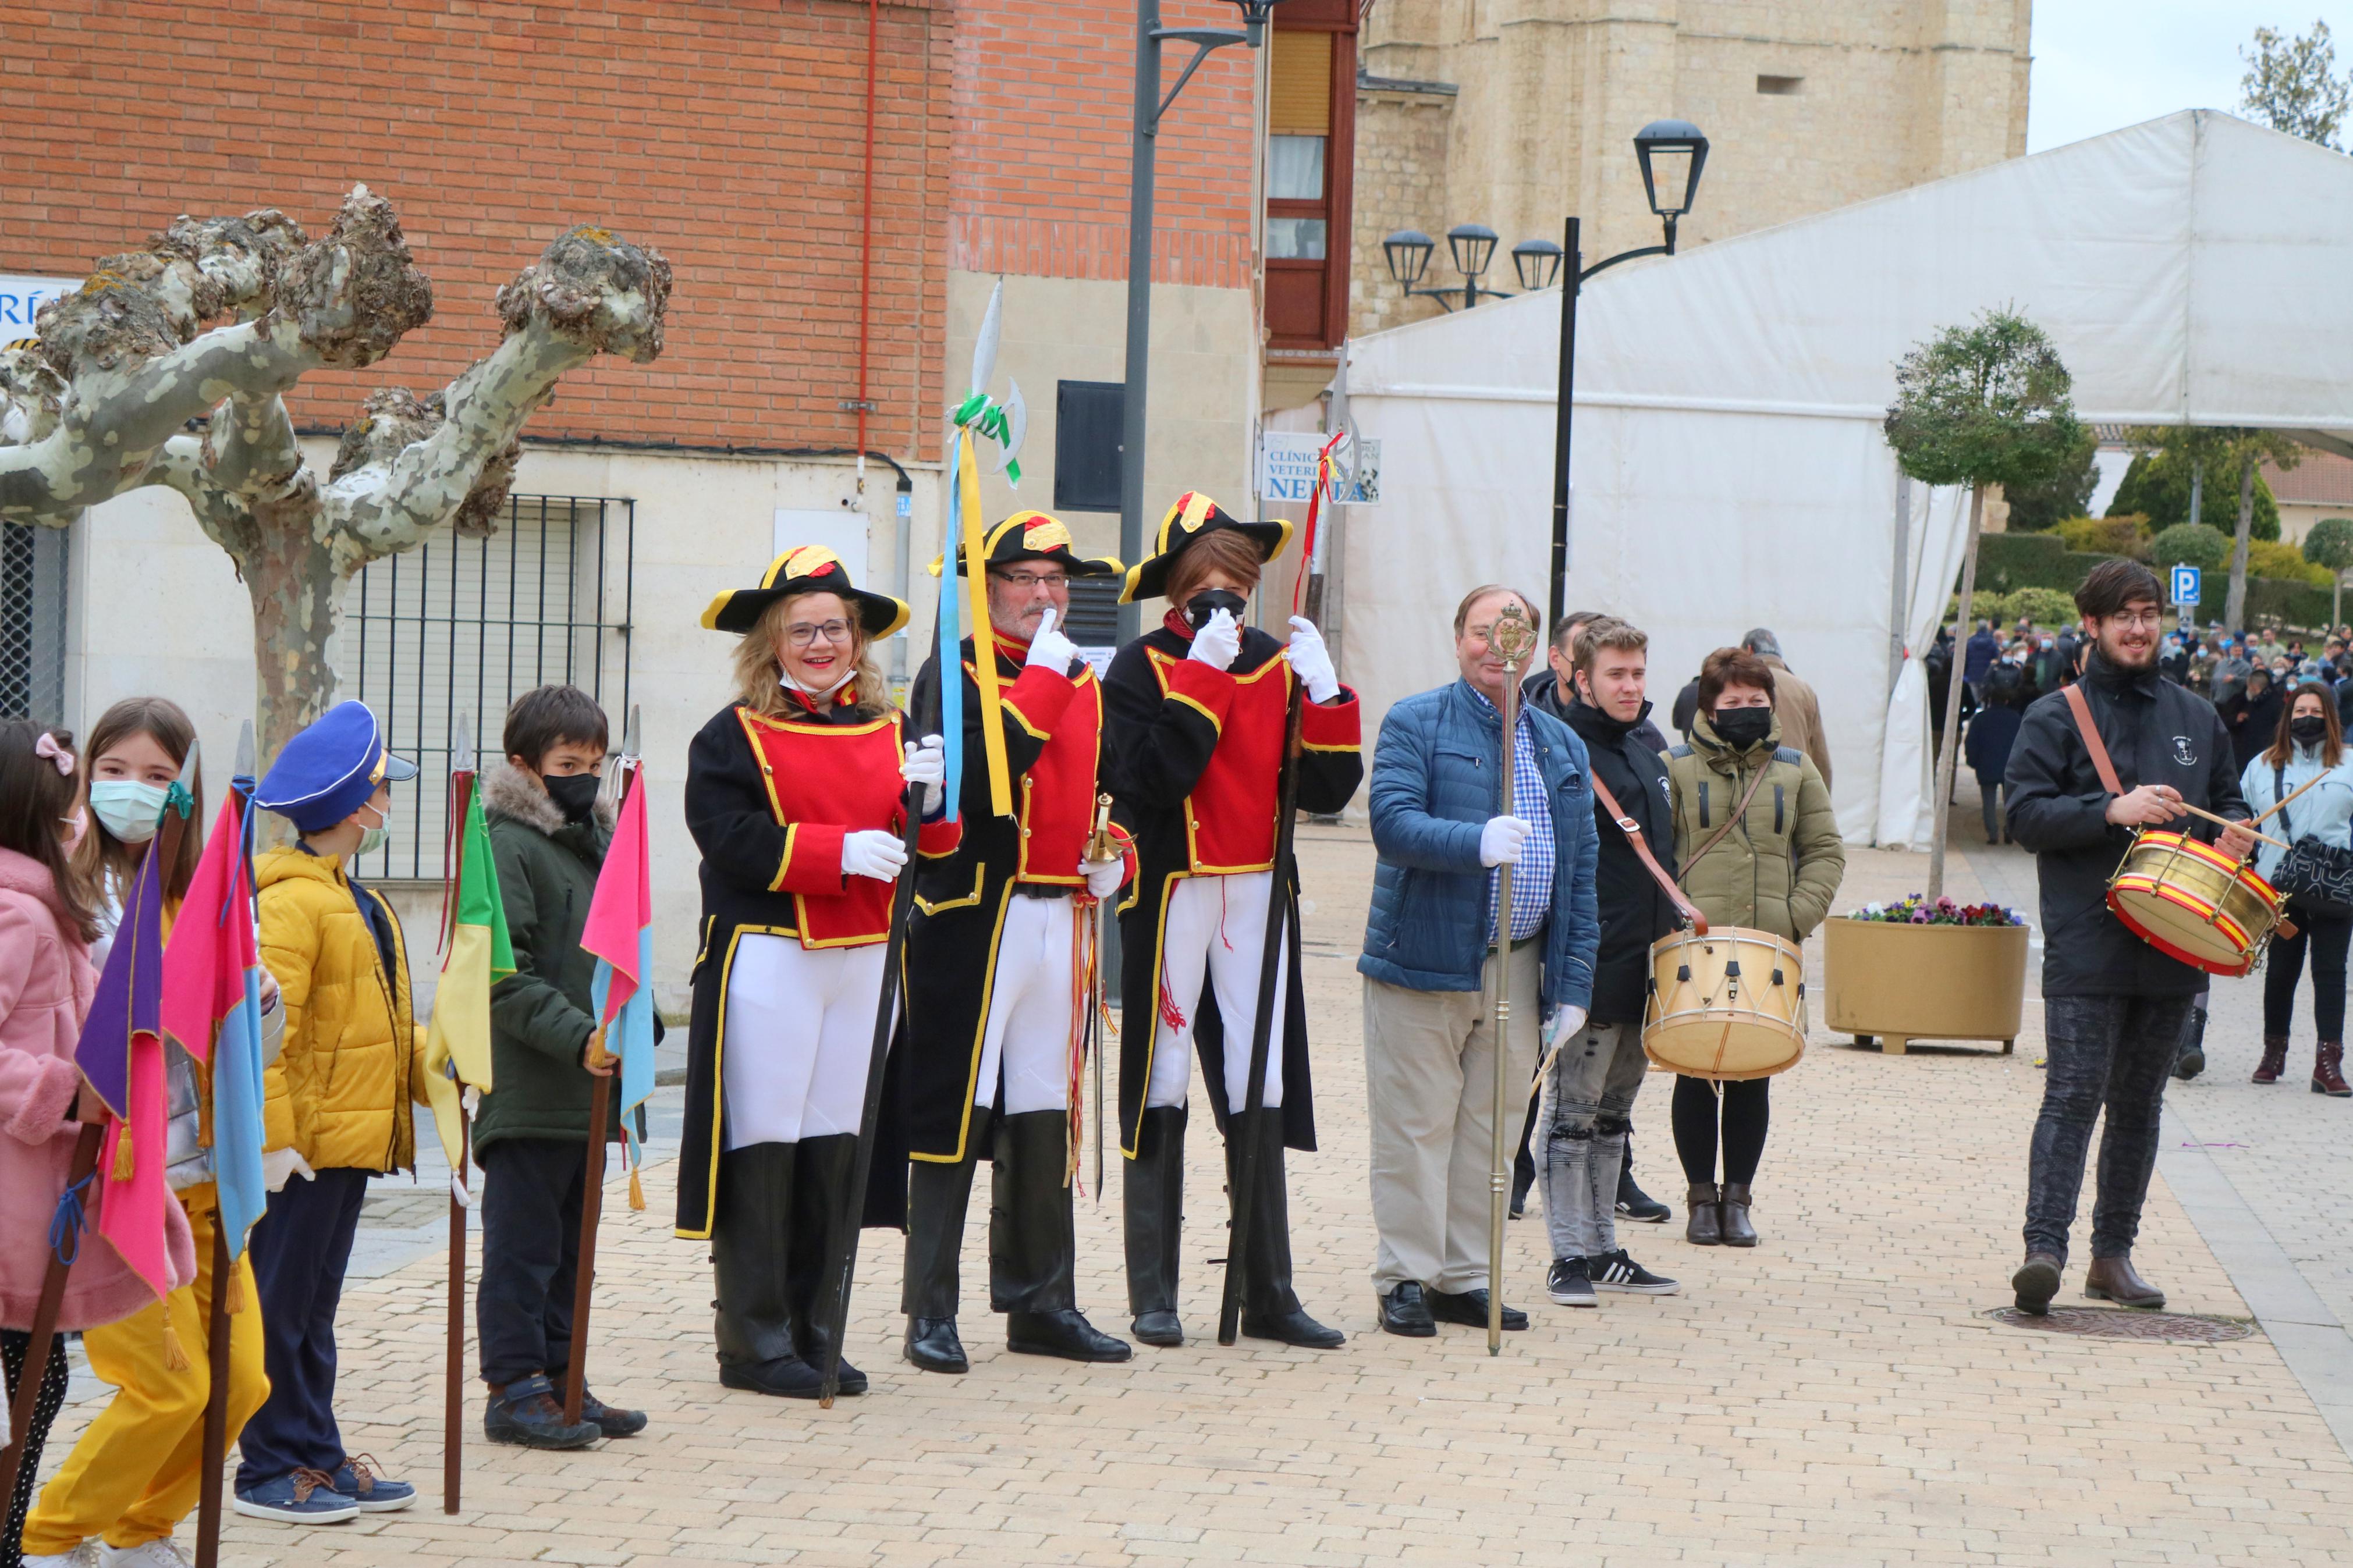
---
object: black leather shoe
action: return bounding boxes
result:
[1240,1306,1347,1349]
[1378,1282,1436,1337]
[1425,1288,1528,1331]
[2012,1251,2062,1317]
[1132,1310,1183,1347]
[904,1315,968,1374]
[1009,1308,1133,1362]
[718,1354,827,1399]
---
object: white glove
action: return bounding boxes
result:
[1025,606,1079,673]
[1187,607,1240,672]
[1081,855,1126,899]
[262,1147,314,1193]
[842,828,909,881]
[1543,1005,1588,1052]
[1479,815,1532,867]
[1284,616,1340,704]
[901,735,946,817]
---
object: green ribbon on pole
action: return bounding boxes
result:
[952,391,1021,486]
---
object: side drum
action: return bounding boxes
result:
[1643,926,1808,1080]
[2106,829,2281,977]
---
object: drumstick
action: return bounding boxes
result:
[2252,770,2329,827]
[2171,801,2289,851]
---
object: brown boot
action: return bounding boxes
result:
[2314,1041,2352,1097]
[2084,1254,2164,1309]
[2253,1034,2290,1084]
[2011,1251,2061,1316]
[1719,1183,1759,1247]
[1684,1183,1722,1246]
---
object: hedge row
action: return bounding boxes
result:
[1973,533,2338,631]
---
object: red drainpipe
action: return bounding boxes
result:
[856,0,878,462]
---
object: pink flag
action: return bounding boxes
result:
[581,771,657,1174]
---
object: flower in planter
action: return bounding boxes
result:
[1847,894,2027,927]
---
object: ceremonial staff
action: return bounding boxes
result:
[562,707,641,1428]
[443,716,475,1514]
[1485,602,1539,1356]
[0,742,199,1506]
[1217,681,1307,1347]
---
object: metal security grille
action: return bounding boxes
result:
[0,520,68,726]
[341,495,634,881]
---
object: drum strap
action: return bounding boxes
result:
[2060,684,2128,797]
[1589,773,1709,936]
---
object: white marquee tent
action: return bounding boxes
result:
[1337,111,2353,846]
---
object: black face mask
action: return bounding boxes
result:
[2292,716,2329,746]
[1712,707,1773,750]
[1185,589,1247,629]
[542,770,602,825]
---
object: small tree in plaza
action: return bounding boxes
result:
[2306,517,2353,627]
[0,186,671,755]
[2125,426,2302,633]
[1885,307,2084,898]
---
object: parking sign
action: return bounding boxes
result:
[2171,565,2201,606]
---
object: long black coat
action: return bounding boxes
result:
[1558,695,1678,1025]
[1103,623,1363,1155]
[2004,653,2248,999]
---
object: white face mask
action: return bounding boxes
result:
[88,778,169,844]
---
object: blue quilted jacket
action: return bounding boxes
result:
[1358,679,1599,1013]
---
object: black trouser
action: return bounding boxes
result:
[1978,779,2004,842]
[476,1137,588,1389]
[1671,1075,1769,1186]
[2025,994,2192,1264]
[3,1327,71,1566]
[2263,905,2352,1041]
[236,1165,369,1491]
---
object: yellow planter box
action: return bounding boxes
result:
[1821,917,2029,1055]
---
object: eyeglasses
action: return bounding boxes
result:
[2103,610,2166,630]
[785,619,854,648]
[992,570,1069,591]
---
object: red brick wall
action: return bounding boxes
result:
[950,0,1256,288]
[0,0,952,457]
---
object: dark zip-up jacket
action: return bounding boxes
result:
[2004,652,2247,998]
[1522,667,1670,758]
[1558,694,1679,1023]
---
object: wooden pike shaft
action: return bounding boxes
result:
[444,762,474,1515]
[564,1034,613,1427]
[194,1206,233,1567]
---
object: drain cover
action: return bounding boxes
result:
[1982,1306,2256,1343]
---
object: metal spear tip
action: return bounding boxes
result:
[623,704,643,763]
[233,720,255,780]
[969,278,1004,397]
[452,712,475,775]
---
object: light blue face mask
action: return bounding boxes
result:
[88,778,169,844]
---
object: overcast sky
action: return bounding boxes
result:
[2029,2,2353,152]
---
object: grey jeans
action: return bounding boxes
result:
[2024,993,2193,1264]
[1536,1019,1651,1261]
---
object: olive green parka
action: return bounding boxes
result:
[1665,712,1845,942]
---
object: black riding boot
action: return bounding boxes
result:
[2174,998,2208,1081]
[995,1110,1130,1361]
[786,1135,867,1395]
[712,1143,822,1398]
[1124,1105,1187,1346]
[902,1126,984,1374]
[1229,1109,1345,1349]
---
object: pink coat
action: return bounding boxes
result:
[0,847,195,1330]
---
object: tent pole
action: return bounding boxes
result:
[1889,471,1912,695]
[1549,216,1579,629]
[1928,484,1984,901]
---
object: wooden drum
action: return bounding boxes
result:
[1642,926,1808,1081]
[2107,829,2282,976]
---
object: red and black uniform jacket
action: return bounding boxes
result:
[674,694,960,1240]
[903,635,1135,1163]
[1102,618,1362,1157]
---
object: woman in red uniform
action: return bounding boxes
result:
[677,546,957,1398]
[1106,493,1364,1349]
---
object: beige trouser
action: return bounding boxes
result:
[1363,942,1542,1294]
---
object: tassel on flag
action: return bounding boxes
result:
[159,788,271,1257]
[76,823,176,1313]
[580,762,656,1210]
[421,785,513,1174]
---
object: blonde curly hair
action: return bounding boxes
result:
[730,592,889,720]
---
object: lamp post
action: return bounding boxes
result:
[1379,225,1563,312]
[1118,0,1284,643]
[1548,119,1709,625]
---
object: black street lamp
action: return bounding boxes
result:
[1117,0,1284,643]
[1381,222,1561,311]
[1546,118,1710,624]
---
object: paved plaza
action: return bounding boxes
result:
[39,819,2353,1565]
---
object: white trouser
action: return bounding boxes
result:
[1144,870,1288,1115]
[975,892,1080,1115]
[722,933,889,1148]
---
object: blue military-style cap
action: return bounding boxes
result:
[254,701,418,832]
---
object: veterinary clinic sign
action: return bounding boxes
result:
[1257,431,1382,506]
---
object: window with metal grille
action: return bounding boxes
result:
[0,520,69,726]
[339,495,634,882]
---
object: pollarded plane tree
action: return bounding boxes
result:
[0,186,671,755]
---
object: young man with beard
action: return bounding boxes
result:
[1532,617,1682,1305]
[2004,560,2255,1314]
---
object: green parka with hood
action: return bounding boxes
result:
[1665,712,1845,942]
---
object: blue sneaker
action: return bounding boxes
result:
[232,1468,359,1524]
[325,1455,414,1513]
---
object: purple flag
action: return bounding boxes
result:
[76,840,164,1119]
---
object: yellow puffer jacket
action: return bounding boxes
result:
[256,847,426,1173]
